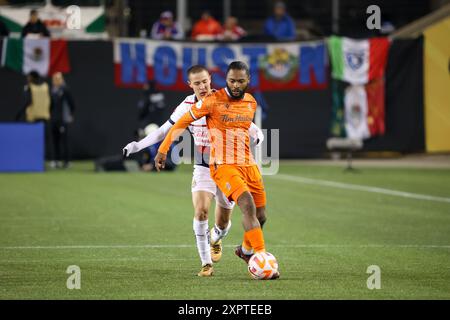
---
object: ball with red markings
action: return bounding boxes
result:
[248,252,279,280]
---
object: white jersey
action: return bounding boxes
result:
[169,93,211,167]
[169,93,210,147]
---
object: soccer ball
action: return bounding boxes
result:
[248,252,279,280]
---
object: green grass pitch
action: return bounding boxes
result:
[0,161,449,299]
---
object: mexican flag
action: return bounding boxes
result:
[1,38,70,76]
[330,78,385,140]
[328,36,390,85]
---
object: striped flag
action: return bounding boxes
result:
[330,78,385,140]
[328,36,390,85]
[1,38,70,76]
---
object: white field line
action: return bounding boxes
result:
[0,244,449,250]
[270,174,450,204]
[0,258,188,263]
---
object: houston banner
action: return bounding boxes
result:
[113,38,328,91]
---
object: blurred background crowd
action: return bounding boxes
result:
[0,0,447,40]
[0,0,449,173]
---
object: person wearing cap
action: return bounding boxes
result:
[263,1,296,41]
[150,11,183,40]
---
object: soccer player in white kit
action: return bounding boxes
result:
[123,65,263,277]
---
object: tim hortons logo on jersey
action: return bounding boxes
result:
[221,114,253,122]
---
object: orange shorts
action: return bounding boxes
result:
[210,164,266,208]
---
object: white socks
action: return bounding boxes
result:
[211,221,232,244]
[193,219,212,266]
[241,246,254,255]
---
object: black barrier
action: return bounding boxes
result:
[363,36,425,153]
[0,39,424,159]
[0,299,443,317]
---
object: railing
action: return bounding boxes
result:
[390,3,450,39]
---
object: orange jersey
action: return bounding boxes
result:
[158,88,257,166]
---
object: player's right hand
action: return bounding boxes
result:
[123,141,139,157]
[154,152,167,172]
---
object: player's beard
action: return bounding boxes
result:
[226,84,248,100]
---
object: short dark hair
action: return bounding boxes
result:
[226,61,250,76]
[186,65,209,78]
[30,9,38,16]
[28,70,41,84]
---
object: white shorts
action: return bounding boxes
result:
[191,165,235,210]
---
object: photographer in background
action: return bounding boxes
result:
[15,70,55,166]
[137,80,166,136]
[95,123,177,172]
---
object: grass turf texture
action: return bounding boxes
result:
[0,161,449,299]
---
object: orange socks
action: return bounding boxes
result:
[242,232,252,253]
[244,227,265,253]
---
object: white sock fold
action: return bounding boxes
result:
[241,246,254,255]
[211,221,232,244]
[193,219,212,266]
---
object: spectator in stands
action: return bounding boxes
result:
[263,1,296,41]
[50,72,75,169]
[218,16,246,41]
[16,71,53,164]
[21,9,50,38]
[191,11,223,41]
[150,11,183,40]
[0,19,10,37]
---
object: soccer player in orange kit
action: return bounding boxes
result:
[154,61,279,279]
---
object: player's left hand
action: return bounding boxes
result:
[123,141,139,158]
[256,128,264,146]
[154,152,167,172]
